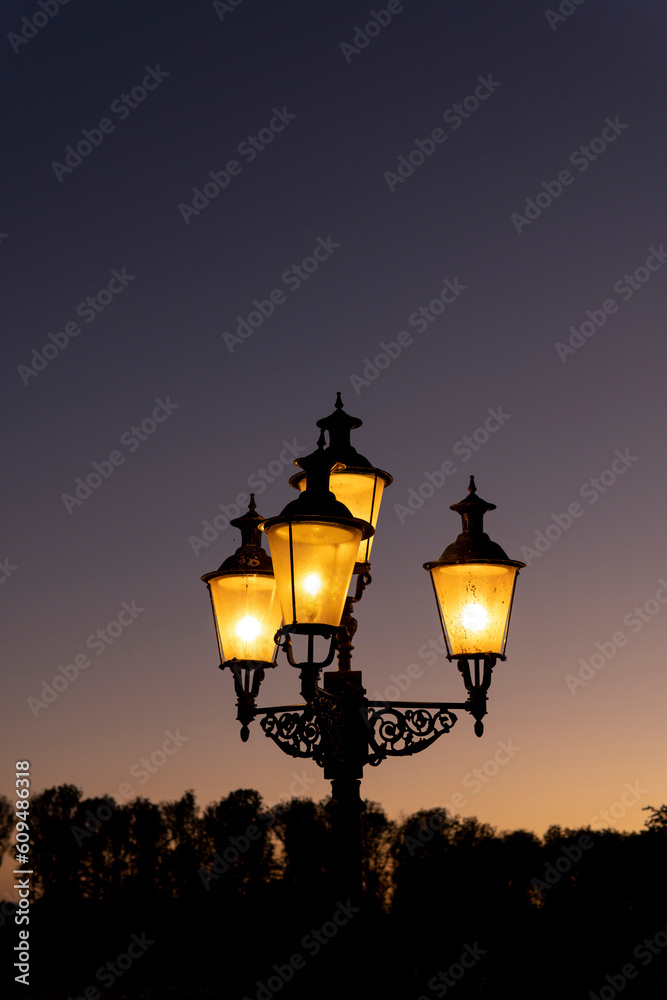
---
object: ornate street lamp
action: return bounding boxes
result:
[201,496,281,741]
[201,398,524,902]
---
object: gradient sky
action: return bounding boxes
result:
[3,0,667,897]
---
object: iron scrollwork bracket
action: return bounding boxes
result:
[364,702,464,767]
[257,686,340,768]
[259,705,324,764]
[255,658,497,767]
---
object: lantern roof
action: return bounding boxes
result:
[267,437,372,537]
[315,391,371,470]
[427,477,524,567]
[203,495,273,578]
[290,394,392,489]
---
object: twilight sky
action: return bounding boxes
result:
[3,0,667,878]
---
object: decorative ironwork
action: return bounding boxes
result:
[336,570,370,671]
[457,655,495,737]
[259,707,325,764]
[275,629,338,672]
[228,662,266,743]
[365,704,459,766]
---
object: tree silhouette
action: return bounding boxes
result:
[269,796,329,892]
[73,794,127,900]
[29,784,83,902]
[360,800,396,910]
[202,787,274,896]
[644,803,667,830]
[123,796,169,900]
[161,791,202,899]
[8,781,667,995]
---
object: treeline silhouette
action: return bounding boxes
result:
[1,788,666,998]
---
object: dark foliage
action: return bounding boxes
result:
[1,791,666,998]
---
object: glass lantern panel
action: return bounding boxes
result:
[266,520,362,627]
[328,471,383,563]
[430,562,519,656]
[208,573,281,663]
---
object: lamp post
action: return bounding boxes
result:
[201,395,524,905]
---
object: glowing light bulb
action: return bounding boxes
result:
[236,615,261,641]
[461,603,488,632]
[303,574,321,595]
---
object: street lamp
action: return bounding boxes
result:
[201,396,524,902]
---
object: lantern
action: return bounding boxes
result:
[290,393,391,568]
[202,496,281,668]
[424,477,524,658]
[263,442,373,633]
